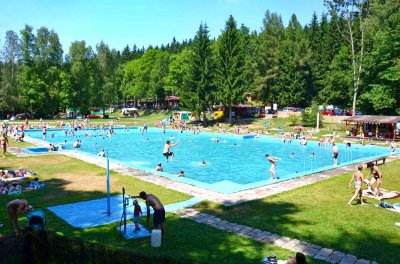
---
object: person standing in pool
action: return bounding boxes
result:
[42,126,47,141]
[154,163,163,172]
[347,164,368,206]
[390,141,397,153]
[163,140,179,162]
[332,143,339,166]
[265,154,280,181]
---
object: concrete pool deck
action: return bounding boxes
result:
[11,137,400,206]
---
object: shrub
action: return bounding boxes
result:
[287,114,300,126]
[301,104,323,128]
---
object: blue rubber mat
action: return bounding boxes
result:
[48,196,202,228]
[118,223,151,239]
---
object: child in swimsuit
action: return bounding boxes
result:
[132,199,142,233]
[348,164,368,206]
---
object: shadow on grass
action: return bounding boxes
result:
[196,199,311,232]
[79,215,291,264]
[0,177,292,264]
[0,177,121,234]
[195,196,400,264]
[326,216,400,264]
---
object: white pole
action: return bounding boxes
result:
[316,112,320,132]
[106,149,110,216]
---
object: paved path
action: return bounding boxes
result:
[172,208,379,264]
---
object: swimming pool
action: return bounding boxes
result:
[26,128,393,193]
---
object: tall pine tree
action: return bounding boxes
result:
[181,23,215,120]
[215,15,246,123]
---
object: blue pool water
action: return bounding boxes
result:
[26,128,392,193]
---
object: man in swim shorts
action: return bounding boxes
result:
[7,199,31,233]
[163,140,179,162]
[265,154,280,181]
[332,143,339,166]
[42,126,47,141]
[137,191,166,240]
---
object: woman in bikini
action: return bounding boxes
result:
[367,162,383,197]
[348,164,368,206]
[0,132,9,158]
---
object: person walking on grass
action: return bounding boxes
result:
[367,162,383,197]
[1,132,9,158]
[348,164,369,206]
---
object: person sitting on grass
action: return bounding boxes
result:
[7,183,21,194]
[0,170,8,181]
[15,167,26,177]
[26,177,43,190]
[0,181,7,194]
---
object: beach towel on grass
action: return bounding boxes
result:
[375,202,400,214]
[362,188,400,200]
[6,184,22,195]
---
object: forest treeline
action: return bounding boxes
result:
[0,0,399,119]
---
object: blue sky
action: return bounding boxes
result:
[0,0,327,52]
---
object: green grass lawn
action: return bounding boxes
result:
[194,160,400,264]
[0,154,324,264]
